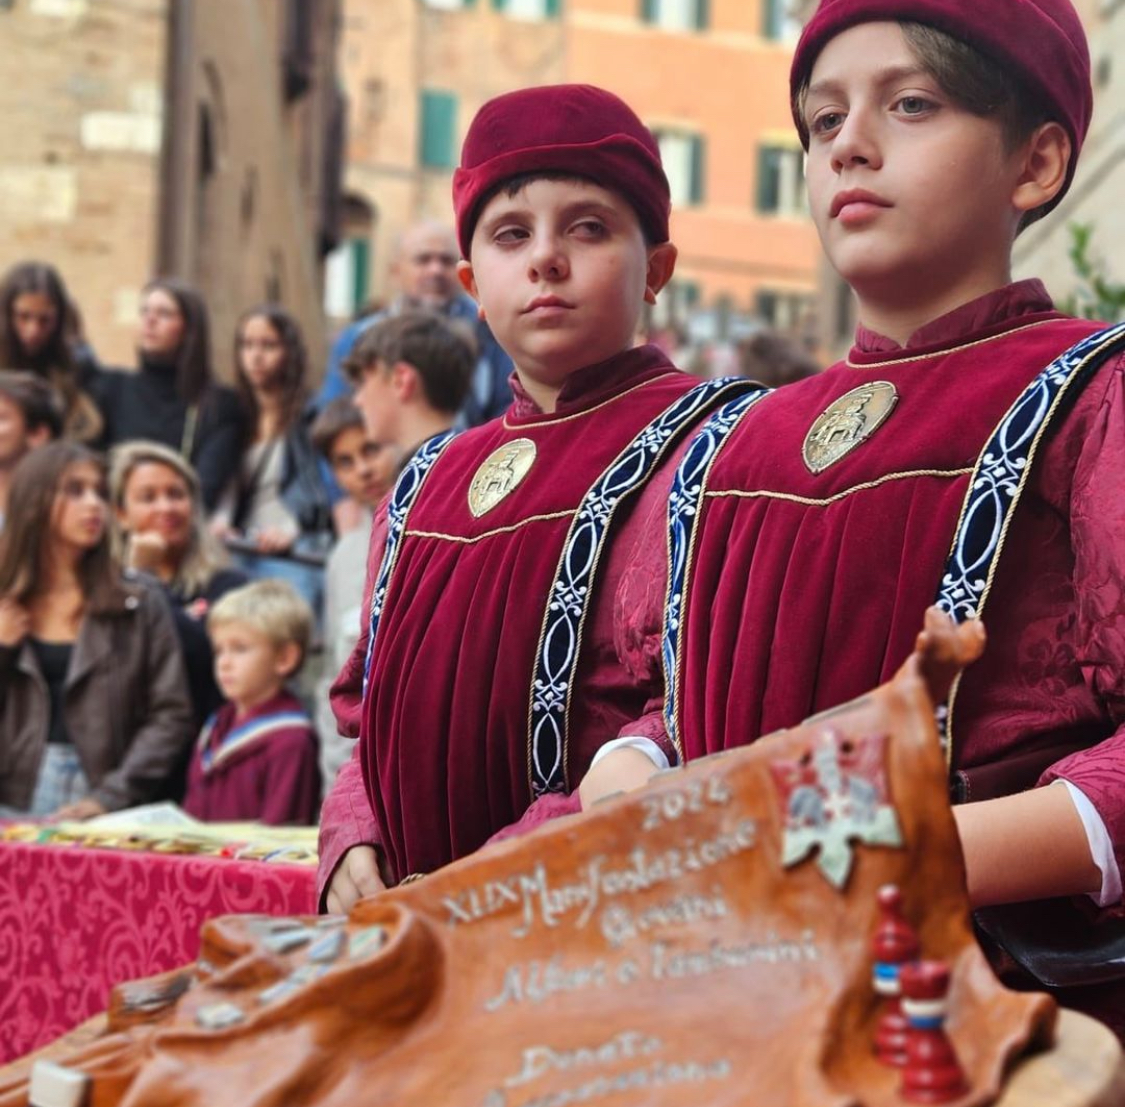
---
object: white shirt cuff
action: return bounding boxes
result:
[589,736,670,773]
[1059,780,1123,908]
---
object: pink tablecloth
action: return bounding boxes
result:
[0,839,316,1063]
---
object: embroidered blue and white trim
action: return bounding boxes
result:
[198,711,311,773]
[935,321,1125,755]
[661,387,772,758]
[528,376,757,797]
[361,429,458,695]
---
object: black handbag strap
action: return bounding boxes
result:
[230,436,282,533]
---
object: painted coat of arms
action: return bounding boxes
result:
[769,729,904,889]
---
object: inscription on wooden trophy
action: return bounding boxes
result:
[0,618,1060,1107]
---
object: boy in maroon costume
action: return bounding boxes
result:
[183,580,320,826]
[318,85,750,911]
[581,0,1125,1024]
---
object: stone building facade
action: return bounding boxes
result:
[329,0,567,321]
[567,0,821,336]
[0,0,341,371]
[330,0,820,341]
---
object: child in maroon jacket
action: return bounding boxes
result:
[183,579,320,826]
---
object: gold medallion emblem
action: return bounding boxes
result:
[468,438,537,517]
[802,381,899,474]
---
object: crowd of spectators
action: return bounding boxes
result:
[0,245,817,831]
[0,247,489,828]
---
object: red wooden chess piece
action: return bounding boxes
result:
[871,883,920,1067]
[899,960,969,1103]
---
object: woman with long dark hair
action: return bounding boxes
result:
[0,261,103,443]
[212,305,331,607]
[96,278,244,511]
[0,442,194,818]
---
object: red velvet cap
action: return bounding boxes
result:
[790,0,1092,209]
[452,84,670,258]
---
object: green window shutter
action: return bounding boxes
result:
[757,146,782,212]
[762,0,781,39]
[546,0,561,16]
[352,238,370,313]
[690,135,706,204]
[492,0,506,9]
[641,0,658,24]
[695,0,709,30]
[420,90,457,168]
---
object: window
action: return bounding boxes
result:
[641,0,708,32]
[756,145,805,216]
[833,276,856,345]
[756,288,813,332]
[1096,53,1112,91]
[423,0,475,8]
[492,0,561,18]
[319,88,347,255]
[324,238,371,320]
[676,280,700,312]
[419,90,458,169]
[651,278,700,327]
[325,195,376,319]
[761,0,802,41]
[282,0,315,101]
[654,131,706,206]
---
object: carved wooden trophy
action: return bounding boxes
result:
[0,612,1077,1106]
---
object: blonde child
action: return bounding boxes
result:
[184,579,320,826]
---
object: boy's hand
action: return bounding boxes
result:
[52,798,107,821]
[127,531,168,575]
[0,598,29,648]
[578,746,661,811]
[326,845,387,915]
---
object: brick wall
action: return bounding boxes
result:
[0,0,340,378]
[0,0,167,366]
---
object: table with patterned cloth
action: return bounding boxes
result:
[0,839,317,1063]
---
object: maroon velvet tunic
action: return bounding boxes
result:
[617,284,1125,881]
[183,691,321,826]
[331,346,715,887]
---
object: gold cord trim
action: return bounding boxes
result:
[503,373,677,429]
[705,467,973,508]
[666,419,758,763]
[844,320,1058,369]
[943,327,1125,768]
[368,437,457,677]
[405,511,575,545]
[526,377,747,791]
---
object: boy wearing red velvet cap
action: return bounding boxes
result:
[318,84,751,911]
[583,0,1125,1016]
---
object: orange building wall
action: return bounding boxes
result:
[338,0,818,328]
[566,0,820,315]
